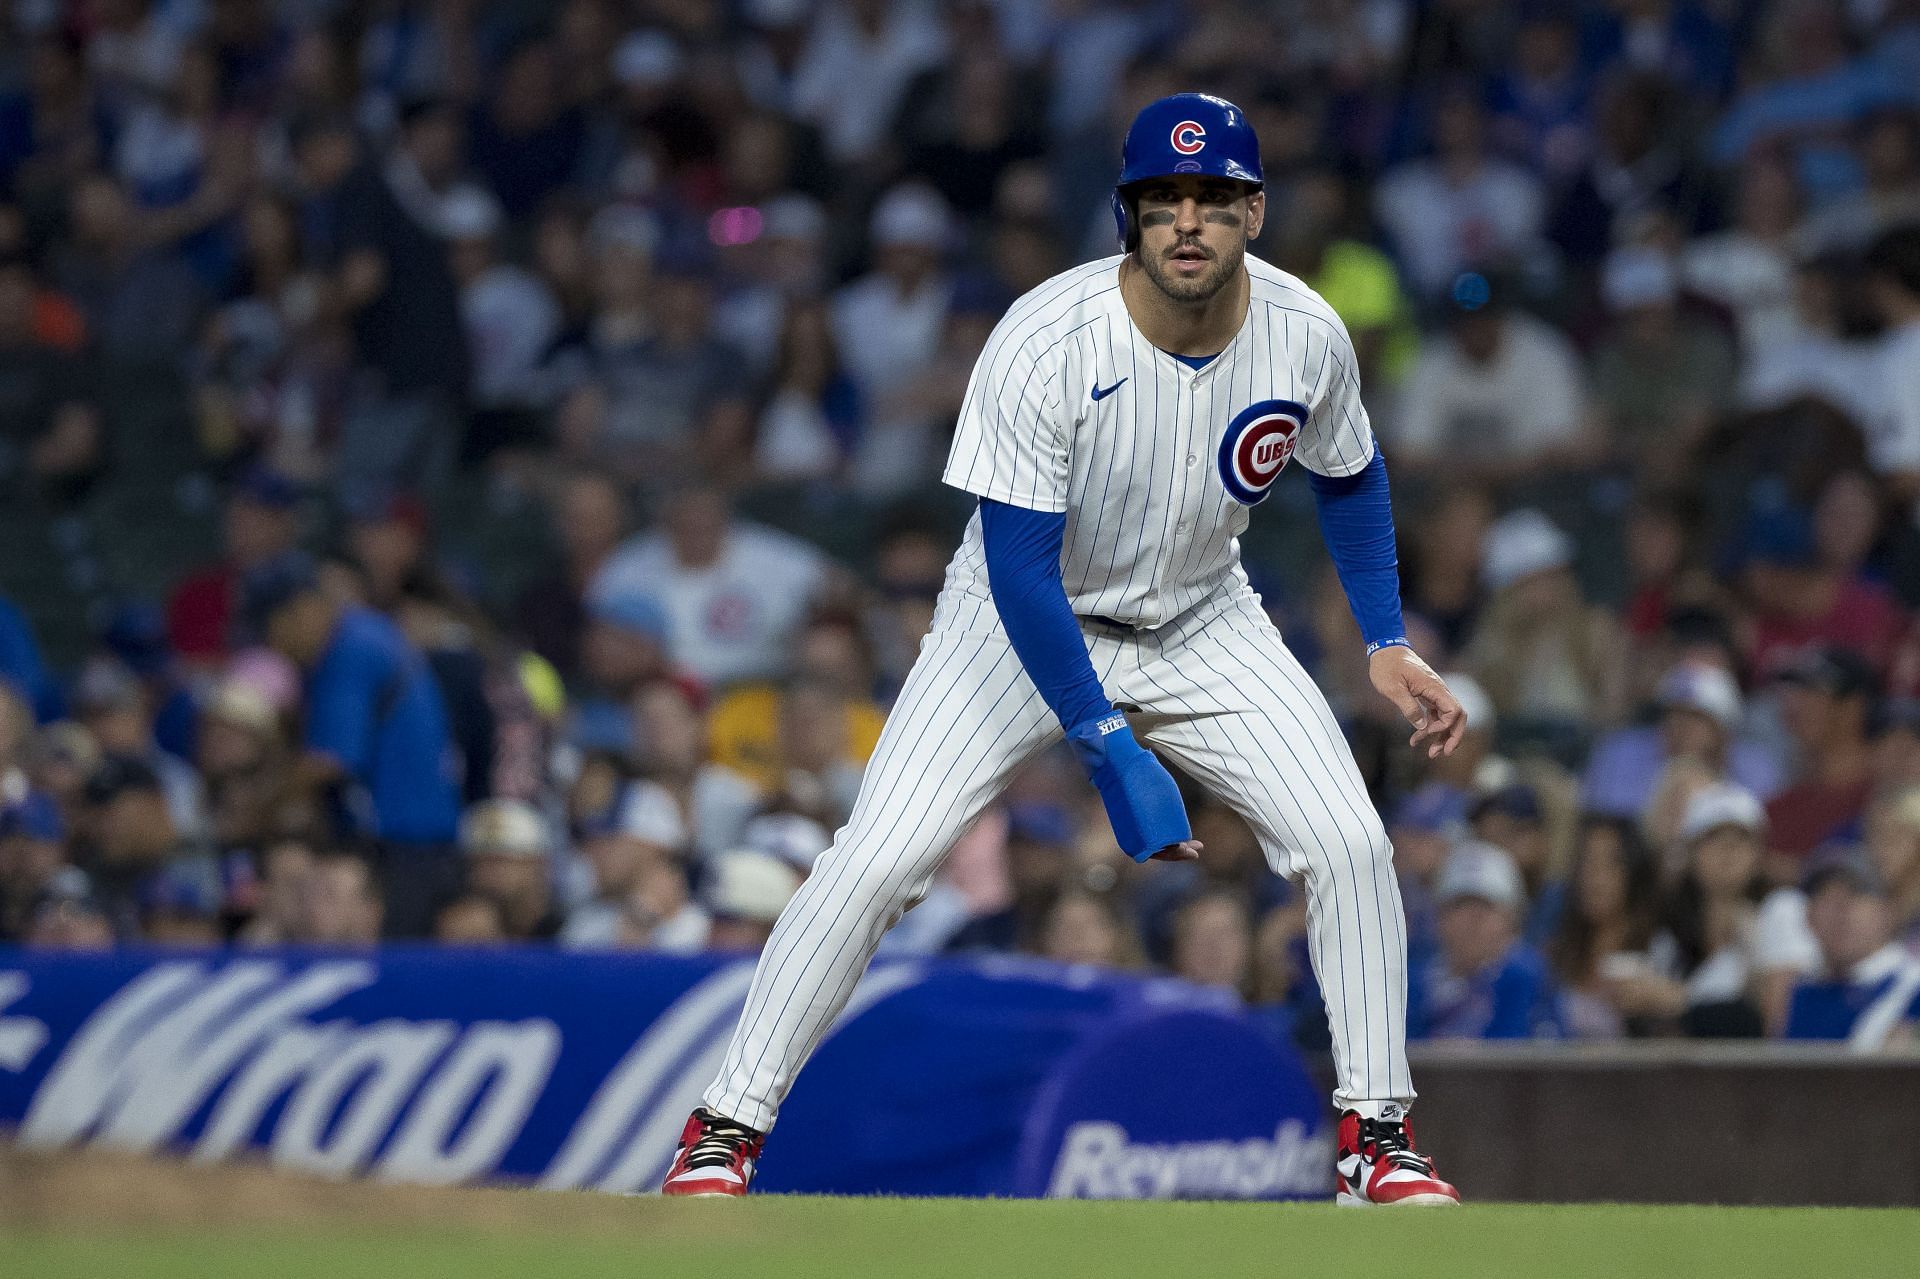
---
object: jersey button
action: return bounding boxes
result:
[1186,454,1197,467]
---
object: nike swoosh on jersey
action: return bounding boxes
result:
[1090,378,1128,401]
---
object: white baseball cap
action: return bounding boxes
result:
[871,183,952,251]
[760,193,826,244]
[1434,840,1525,910]
[1658,662,1742,732]
[1480,509,1573,593]
[1602,246,1678,312]
[1679,782,1767,844]
[1440,671,1495,733]
[703,851,801,922]
[439,185,502,241]
[613,31,683,89]
[460,799,549,859]
[617,780,688,849]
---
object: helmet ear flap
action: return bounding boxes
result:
[1110,190,1140,253]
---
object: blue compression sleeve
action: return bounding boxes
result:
[1305,448,1408,655]
[979,498,1111,729]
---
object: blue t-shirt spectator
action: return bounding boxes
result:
[1410,942,1566,1041]
[0,596,62,723]
[306,606,462,846]
[1783,946,1920,1045]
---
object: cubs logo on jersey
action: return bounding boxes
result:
[1218,399,1306,505]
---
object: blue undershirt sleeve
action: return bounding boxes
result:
[978,498,1112,731]
[1305,447,1408,655]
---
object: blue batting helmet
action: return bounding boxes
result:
[1112,93,1263,248]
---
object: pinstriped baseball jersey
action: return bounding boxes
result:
[941,253,1375,627]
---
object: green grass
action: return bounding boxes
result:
[9,1198,1920,1279]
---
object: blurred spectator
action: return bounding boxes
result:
[434,892,508,944]
[1678,154,1803,360]
[630,678,759,863]
[458,798,561,941]
[1867,224,1920,508]
[701,849,801,952]
[1550,817,1662,1039]
[1640,784,1818,1036]
[466,40,586,221]
[1392,280,1593,480]
[235,838,313,945]
[0,790,70,941]
[1037,887,1143,970]
[292,851,383,945]
[22,874,114,951]
[1590,245,1738,466]
[562,778,696,950]
[0,598,62,722]
[1765,647,1880,867]
[709,610,883,791]
[791,0,948,166]
[70,655,207,841]
[1782,844,1920,1047]
[244,551,462,936]
[1170,889,1255,994]
[752,297,863,482]
[1864,783,1920,945]
[1618,490,1715,642]
[80,754,221,940]
[1583,661,1785,820]
[331,97,472,508]
[1399,487,1493,656]
[1408,841,1564,1041]
[1464,510,1625,732]
[948,801,1074,953]
[50,171,208,363]
[195,678,290,855]
[1469,783,1564,947]
[592,485,832,689]
[444,186,560,421]
[516,471,631,684]
[1737,508,1906,679]
[165,466,304,667]
[571,593,672,754]
[1548,72,1697,270]
[1801,109,1920,254]
[1374,90,1546,298]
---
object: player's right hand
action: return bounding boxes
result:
[1067,713,1199,862]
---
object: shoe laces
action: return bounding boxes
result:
[683,1110,760,1170]
[1363,1119,1434,1177]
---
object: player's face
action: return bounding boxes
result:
[1131,176,1264,305]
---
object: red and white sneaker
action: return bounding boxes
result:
[660,1108,765,1197]
[1334,1109,1460,1207]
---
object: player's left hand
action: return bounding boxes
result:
[1368,646,1466,759]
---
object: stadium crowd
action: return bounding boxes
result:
[5,0,1920,1051]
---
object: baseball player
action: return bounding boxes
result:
[663,93,1465,1207]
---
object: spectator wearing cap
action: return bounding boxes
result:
[1582,660,1785,821]
[23,870,114,951]
[1737,507,1908,681]
[459,798,562,941]
[164,465,303,668]
[702,848,801,953]
[444,184,561,425]
[591,484,833,689]
[1638,784,1819,1037]
[947,802,1077,954]
[139,859,225,945]
[1550,817,1663,1039]
[832,183,954,412]
[629,678,761,864]
[244,551,462,936]
[1470,782,1565,948]
[80,754,223,941]
[1782,845,1920,1048]
[571,591,673,755]
[331,96,471,511]
[195,679,289,854]
[1766,646,1881,867]
[97,602,197,762]
[562,779,699,951]
[1387,783,1469,975]
[69,654,208,845]
[1408,841,1565,1041]
[0,791,72,940]
[1589,244,1738,461]
[1463,509,1625,734]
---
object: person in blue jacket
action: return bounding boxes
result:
[1410,839,1566,1040]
